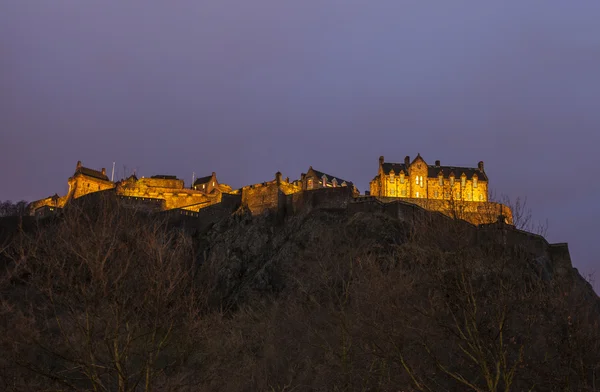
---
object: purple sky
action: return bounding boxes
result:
[1,2,599,290]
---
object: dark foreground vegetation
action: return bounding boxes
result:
[0,199,599,391]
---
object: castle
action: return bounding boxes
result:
[28,155,512,225]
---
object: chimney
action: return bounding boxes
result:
[285,177,289,183]
[478,161,484,172]
[435,160,440,167]
[404,155,410,166]
[212,171,216,177]
[76,160,82,169]
[101,168,106,176]
[275,171,282,184]
[379,156,384,167]
[301,173,306,181]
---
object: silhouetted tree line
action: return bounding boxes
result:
[0,196,598,391]
[0,200,28,217]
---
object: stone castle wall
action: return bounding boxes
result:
[240,176,301,216]
[369,196,511,225]
[286,187,354,215]
[68,175,116,200]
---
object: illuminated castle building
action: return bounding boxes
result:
[28,156,511,225]
[370,154,488,202]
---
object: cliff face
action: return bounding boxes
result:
[1,202,598,392]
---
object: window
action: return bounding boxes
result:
[479,194,483,201]
[439,176,443,186]
[450,177,455,186]
[420,176,424,187]
[390,176,395,183]
[202,184,205,189]
[400,174,405,184]
[461,177,466,187]
[308,179,313,189]
[415,176,419,185]
[212,182,215,186]
[416,191,419,198]
[401,189,406,196]
[473,177,478,188]
[456,191,460,199]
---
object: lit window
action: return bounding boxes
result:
[212,182,215,186]
[450,177,455,186]
[390,176,395,183]
[308,179,313,189]
[420,176,424,187]
[473,177,478,188]
[202,184,205,189]
[415,176,419,185]
[416,191,419,198]
[439,176,443,186]
[400,174,405,184]
[461,177,466,187]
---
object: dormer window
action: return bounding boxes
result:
[450,176,455,186]
[439,175,443,186]
[390,175,395,183]
[461,176,466,187]
[322,176,327,187]
[473,176,478,188]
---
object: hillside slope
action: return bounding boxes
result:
[1,203,598,391]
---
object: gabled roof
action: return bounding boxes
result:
[193,175,213,186]
[381,162,409,175]
[381,160,487,181]
[75,167,109,181]
[427,166,487,181]
[310,168,354,187]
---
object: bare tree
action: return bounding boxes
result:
[1,198,209,391]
